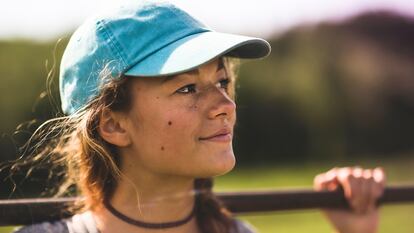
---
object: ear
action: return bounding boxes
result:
[98,108,131,147]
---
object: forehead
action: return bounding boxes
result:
[184,58,224,76]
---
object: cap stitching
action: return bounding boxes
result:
[97,20,128,71]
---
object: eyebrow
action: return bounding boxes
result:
[162,58,225,84]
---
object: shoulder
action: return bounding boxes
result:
[12,220,69,233]
[12,211,99,233]
[232,218,258,233]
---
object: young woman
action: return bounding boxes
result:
[14,1,385,233]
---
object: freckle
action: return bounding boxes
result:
[168,121,172,126]
[156,96,160,99]
[161,146,165,151]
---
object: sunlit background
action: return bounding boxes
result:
[1,0,414,232]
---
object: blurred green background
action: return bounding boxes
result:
[1,11,414,233]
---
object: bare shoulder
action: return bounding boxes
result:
[232,218,258,233]
[12,220,69,233]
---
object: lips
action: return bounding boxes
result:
[199,128,233,142]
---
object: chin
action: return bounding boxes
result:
[202,151,236,177]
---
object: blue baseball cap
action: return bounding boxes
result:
[60,0,271,115]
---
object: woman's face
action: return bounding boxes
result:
[123,58,236,178]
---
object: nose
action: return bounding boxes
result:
[207,87,236,120]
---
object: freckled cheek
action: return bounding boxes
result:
[164,117,196,135]
[158,115,199,148]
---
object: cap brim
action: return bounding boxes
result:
[124,31,271,77]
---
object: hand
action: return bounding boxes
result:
[314,167,386,233]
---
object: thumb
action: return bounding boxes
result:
[314,168,340,192]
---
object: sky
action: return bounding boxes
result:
[1,0,414,41]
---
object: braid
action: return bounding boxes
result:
[194,178,237,233]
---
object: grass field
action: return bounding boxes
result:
[1,158,414,233]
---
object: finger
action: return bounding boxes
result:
[314,168,339,191]
[350,168,366,214]
[337,167,363,213]
[362,169,375,213]
[373,167,386,188]
[368,175,381,213]
[337,168,353,198]
[372,167,386,201]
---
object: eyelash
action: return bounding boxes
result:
[175,78,230,94]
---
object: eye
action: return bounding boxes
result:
[176,84,196,94]
[217,78,230,90]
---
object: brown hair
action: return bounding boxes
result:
[11,57,241,233]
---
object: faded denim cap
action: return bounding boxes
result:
[59,0,271,115]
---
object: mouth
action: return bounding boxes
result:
[199,128,233,143]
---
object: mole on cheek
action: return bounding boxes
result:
[161,146,165,151]
[168,121,172,126]
[189,105,198,110]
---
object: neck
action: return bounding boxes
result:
[93,163,201,233]
[112,173,196,222]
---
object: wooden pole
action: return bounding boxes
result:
[1,185,414,226]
